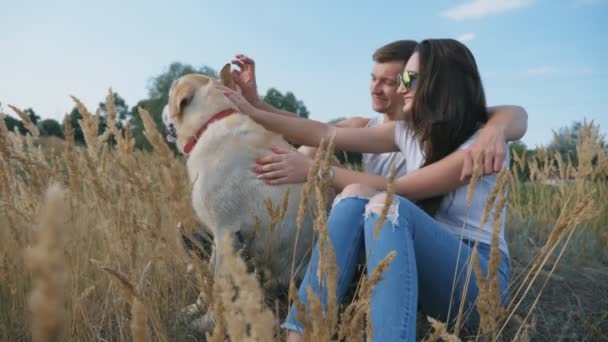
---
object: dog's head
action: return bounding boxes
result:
[162,64,238,153]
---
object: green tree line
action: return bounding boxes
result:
[1,62,310,150]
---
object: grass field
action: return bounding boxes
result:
[1,97,606,341]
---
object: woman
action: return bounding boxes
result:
[221,39,511,341]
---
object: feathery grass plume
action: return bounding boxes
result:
[312,137,340,337]
[62,115,79,194]
[289,137,328,301]
[471,243,492,335]
[466,151,483,207]
[209,236,276,341]
[131,299,152,342]
[82,151,111,204]
[373,162,396,238]
[480,168,509,227]
[305,285,328,341]
[253,214,262,236]
[94,262,168,342]
[8,104,40,138]
[24,183,68,342]
[0,112,11,159]
[104,89,120,140]
[296,138,326,229]
[137,107,174,165]
[421,317,461,342]
[497,190,598,339]
[263,189,289,233]
[288,280,312,333]
[70,96,100,159]
[471,169,509,338]
[338,250,396,341]
[206,299,227,342]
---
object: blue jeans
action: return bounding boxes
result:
[282,195,510,341]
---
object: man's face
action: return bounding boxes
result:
[370,61,405,119]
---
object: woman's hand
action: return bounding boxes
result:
[231,54,262,107]
[253,147,312,185]
[222,88,260,117]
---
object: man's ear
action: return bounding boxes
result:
[219,63,236,90]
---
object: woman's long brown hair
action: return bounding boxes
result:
[408,39,488,215]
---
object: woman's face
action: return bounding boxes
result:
[397,51,420,116]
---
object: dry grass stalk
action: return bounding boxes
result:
[480,168,509,227]
[208,236,276,341]
[497,190,598,339]
[288,138,327,304]
[372,162,396,238]
[24,184,68,342]
[94,262,169,342]
[421,317,461,342]
[70,96,100,159]
[288,280,312,334]
[466,151,483,207]
[338,250,396,342]
[62,116,79,194]
[8,104,40,138]
[471,168,509,338]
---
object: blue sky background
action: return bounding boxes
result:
[1,0,606,147]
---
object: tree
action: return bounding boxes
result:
[130,62,218,150]
[147,62,218,100]
[24,108,40,125]
[549,120,606,167]
[66,107,86,144]
[3,114,24,134]
[39,118,64,138]
[262,88,309,118]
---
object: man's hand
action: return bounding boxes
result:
[231,54,261,107]
[460,123,508,181]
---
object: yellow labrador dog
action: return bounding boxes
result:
[163,65,316,330]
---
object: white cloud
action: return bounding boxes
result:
[442,0,534,20]
[457,32,476,42]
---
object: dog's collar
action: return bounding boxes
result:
[183,108,237,154]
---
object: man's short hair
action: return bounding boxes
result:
[372,40,417,63]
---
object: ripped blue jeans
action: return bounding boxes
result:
[282,191,510,341]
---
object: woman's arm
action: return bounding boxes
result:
[330,148,467,200]
[224,91,399,153]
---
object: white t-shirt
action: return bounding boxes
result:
[394,122,510,257]
[362,116,408,177]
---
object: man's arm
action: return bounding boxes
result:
[487,105,528,141]
[461,105,529,179]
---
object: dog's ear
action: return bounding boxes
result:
[219,63,236,90]
[169,82,196,120]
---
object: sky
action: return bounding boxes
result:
[1,0,607,147]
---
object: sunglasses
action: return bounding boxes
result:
[397,70,418,90]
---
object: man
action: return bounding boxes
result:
[230,41,527,181]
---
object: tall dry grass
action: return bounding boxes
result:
[1,93,606,341]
